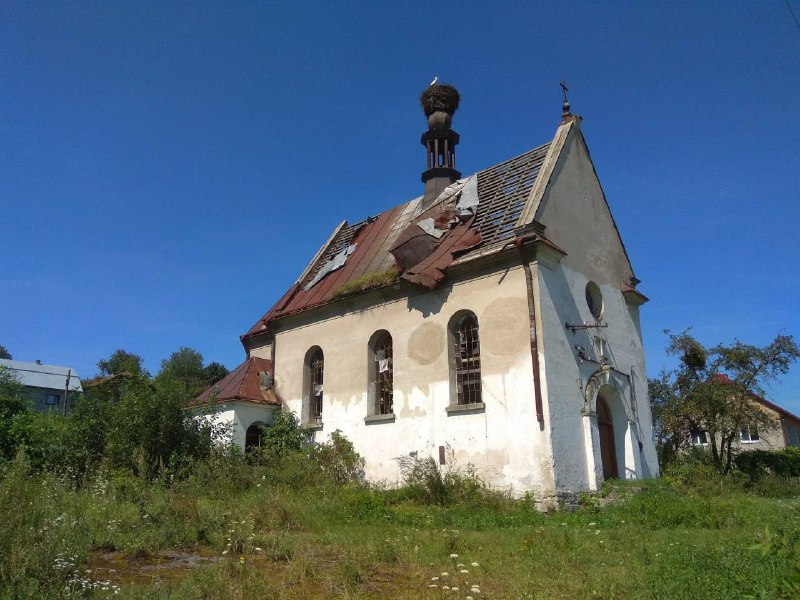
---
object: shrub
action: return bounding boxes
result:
[735,448,800,479]
[311,430,365,485]
[396,450,497,506]
[257,411,313,459]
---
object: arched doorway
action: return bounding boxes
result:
[245,422,266,452]
[596,395,618,479]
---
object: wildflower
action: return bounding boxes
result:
[429,584,438,588]
[442,585,450,590]
[588,522,596,526]
[431,577,439,581]
[457,563,465,567]
[451,587,459,591]
[466,597,474,600]
[460,569,469,573]
[441,571,449,576]
[471,562,480,567]
[255,547,262,552]
[222,550,228,555]
[450,553,459,558]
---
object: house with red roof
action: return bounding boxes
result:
[198,84,659,502]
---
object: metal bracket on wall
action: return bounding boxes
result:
[565,321,609,333]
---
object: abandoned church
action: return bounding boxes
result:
[196,83,659,500]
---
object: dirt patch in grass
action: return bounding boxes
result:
[87,549,222,586]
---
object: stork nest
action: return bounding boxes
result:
[420,85,460,117]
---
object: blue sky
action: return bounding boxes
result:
[2,2,799,412]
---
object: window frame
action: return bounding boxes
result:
[447,310,484,413]
[302,346,324,427]
[740,426,760,444]
[46,393,60,406]
[691,430,710,446]
[366,330,394,421]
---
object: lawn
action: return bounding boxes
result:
[1,454,798,600]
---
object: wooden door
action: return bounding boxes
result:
[597,395,618,479]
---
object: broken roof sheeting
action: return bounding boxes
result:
[243,142,551,336]
[194,357,279,406]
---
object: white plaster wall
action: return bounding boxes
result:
[256,265,556,496]
[528,123,658,492]
[536,261,658,491]
[202,402,277,450]
[534,127,635,287]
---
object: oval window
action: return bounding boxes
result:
[585,281,603,320]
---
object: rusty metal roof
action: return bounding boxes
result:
[243,142,551,338]
[194,356,279,406]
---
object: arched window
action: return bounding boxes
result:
[245,423,265,452]
[304,347,324,424]
[369,331,393,415]
[449,311,482,406]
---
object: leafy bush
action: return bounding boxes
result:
[735,448,800,479]
[257,411,313,459]
[311,430,365,485]
[396,450,499,507]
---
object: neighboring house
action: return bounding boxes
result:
[691,395,800,451]
[0,358,83,413]
[198,84,659,502]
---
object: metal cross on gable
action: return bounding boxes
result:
[560,79,571,116]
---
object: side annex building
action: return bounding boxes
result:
[197,84,660,500]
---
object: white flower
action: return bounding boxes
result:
[471,562,480,567]
[428,584,438,588]
[457,563,465,567]
[441,571,449,576]
[451,587,459,591]
[466,597,474,600]
[442,585,450,590]
[460,569,469,573]
[588,522,596,526]
[431,576,439,581]
[449,553,459,558]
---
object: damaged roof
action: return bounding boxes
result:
[243,142,551,339]
[194,356,279,406]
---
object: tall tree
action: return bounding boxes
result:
[157,347,207,395]
[0,345,11,360]
[204,361,229,386]
[97,349,147,378]
[650,331,799,474]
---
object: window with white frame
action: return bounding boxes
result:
[691,430,709,446]
[740,426,760,443]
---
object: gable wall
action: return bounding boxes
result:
[255,264,557,495]
[536,260,658,490]
[535,129,635,286]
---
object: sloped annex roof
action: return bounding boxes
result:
[243,141,552,339]
[194,356,279,406]
[0,358,83,392]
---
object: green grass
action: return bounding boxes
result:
[1,455,798,599]
[331,267,399,300]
